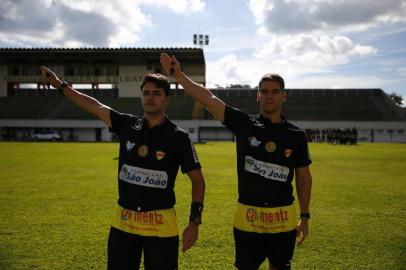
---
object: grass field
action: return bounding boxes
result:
[0,142,405,269]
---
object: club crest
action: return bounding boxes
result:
[156,151,166,160]
[138,145,148,157]
[265,141,277,153]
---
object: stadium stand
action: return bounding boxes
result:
[1,48,403,142]
[0,88,196,120]
[204,88,404,121]
[1,87,403,121]
[1,87,405,143]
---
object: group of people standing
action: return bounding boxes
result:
[305,128,358,145]
[40,52,313,270]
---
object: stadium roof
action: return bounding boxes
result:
[0,47,205,65]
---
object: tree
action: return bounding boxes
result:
[388,92,403,107]
[226,84,251,89]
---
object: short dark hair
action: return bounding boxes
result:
[258,73,285,91]
[140,73,170,96]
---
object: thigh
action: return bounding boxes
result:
[107,226,143,270]
[143,235,179,270]
[233,227,266,270]
[266,229,297,270]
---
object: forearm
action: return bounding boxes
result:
[47,76,111,127]
[174,71,225,121]
[191,176,205,203]
[40,66,112,127]
[63,86,110,118]
[174,72,213,103]
[296,175,312,213]
[185,169,205,226]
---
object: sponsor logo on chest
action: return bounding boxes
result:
[125,140,135,151]
[119,164,168,188]
[244,156,290,182]
[248,136,261,147]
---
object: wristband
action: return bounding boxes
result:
[58,81,69,93]
[189,202,203,225]
[300,212,310,219]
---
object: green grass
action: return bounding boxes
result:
[0,142,405,269]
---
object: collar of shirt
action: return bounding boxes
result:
[141,115,176,133]
[258,114,287,127]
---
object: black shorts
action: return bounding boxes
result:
[233,227,297,270]
[107,226,179,270]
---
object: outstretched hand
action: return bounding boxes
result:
[160,53,181,77]
[40,66,60,89]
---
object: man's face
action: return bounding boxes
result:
[257,80,286,114]
[141,82,169,115]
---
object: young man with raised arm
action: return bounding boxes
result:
[160,54,312,270]
[40,66,205,270]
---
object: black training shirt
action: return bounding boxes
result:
[109,109,201,211]
[223,105,311,207]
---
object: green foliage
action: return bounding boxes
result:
[0,142,405,269]
[388,92,403,107]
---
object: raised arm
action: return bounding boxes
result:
[160,53,226,122]
[40,66,112,128]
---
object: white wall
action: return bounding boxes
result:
[117,64,206,97]
[290,121,406,143]
[74,128,95,141]
[1,119,405,143]
[118,65,147,97]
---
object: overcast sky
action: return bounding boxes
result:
[1,0,405,103]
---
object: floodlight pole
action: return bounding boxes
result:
[193,33,209,49]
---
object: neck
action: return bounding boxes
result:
[144,113,166,128]
[261,110,282,123]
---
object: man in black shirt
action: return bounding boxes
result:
[161,53,312,270]
[40,67,205,270]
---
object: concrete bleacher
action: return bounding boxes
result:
[215,88,404,121]
[0,88,195,120]
[284,89,403,121]
[0,88,403,121]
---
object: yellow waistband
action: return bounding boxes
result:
[111,205,178,237]
[234,203,298,233]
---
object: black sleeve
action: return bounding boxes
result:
[223,105,250,135]
[293,132,312,168]
[180,133,202,174]
[109,109,133,138]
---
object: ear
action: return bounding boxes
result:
[256,91,260,103]
[282,91,287,103]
